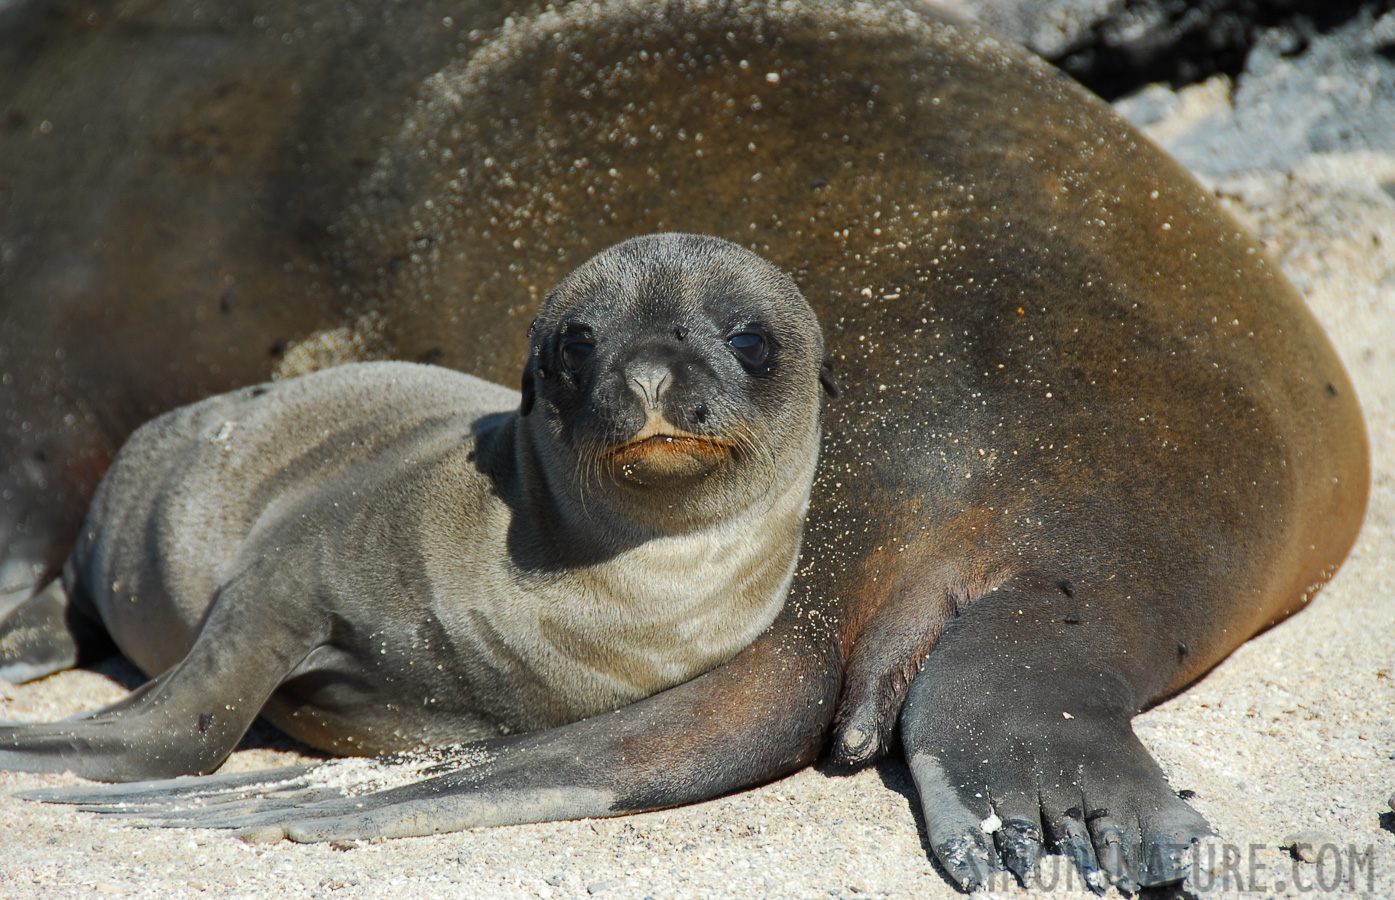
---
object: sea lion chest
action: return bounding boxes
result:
[404,473,801,731]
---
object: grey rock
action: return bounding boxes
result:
[1115,9,1395,177]
[1282,831,1341,863]
[934,0,1122,58]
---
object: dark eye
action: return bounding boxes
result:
[561,340,595,374]
[727,331,769,366]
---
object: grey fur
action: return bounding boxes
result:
[0,233,832,781]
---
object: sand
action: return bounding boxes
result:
[3,21,1393,900]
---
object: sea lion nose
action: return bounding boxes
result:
[628,361,672,410]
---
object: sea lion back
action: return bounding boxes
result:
[71,362,515,674]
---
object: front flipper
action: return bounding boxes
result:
[897,584,1212,892]
[0,578,324,781]
[24,625,841,840]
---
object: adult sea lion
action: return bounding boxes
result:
[0,233,837,780]
[0,0,1369,891]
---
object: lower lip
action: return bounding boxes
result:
[606,435,731,465]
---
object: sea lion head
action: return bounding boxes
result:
[521,233,837,534]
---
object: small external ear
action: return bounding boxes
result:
[520,358,538,416]
[819,354,841,398]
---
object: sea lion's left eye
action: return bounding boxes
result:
[560,340,595,374]
[727,331,769,367]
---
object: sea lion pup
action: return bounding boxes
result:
[0,233,837,781]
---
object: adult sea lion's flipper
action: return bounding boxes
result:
[892,578,1213,892]
[25,618,841,839]
[0,572,324,781]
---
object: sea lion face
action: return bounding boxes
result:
[522,233,835,533]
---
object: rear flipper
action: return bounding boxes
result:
[0,578,113,684]
[0,577,322,781]
[893,583,1212,893]
[23,623,841,840]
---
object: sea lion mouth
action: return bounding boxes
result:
[602,432,735,485]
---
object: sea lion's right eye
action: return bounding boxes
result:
[561,340,595,374]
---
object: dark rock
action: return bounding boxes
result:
[944,0,1395,99]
